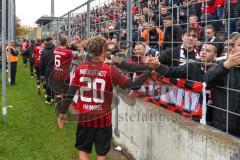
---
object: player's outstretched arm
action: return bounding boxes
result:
[112,56,152,72]
[154,64,169,77]
[56,85,78,128]
[145,57,169,77]
[56,85,78,114]
[121,71,152,90]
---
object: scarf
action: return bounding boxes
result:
[179,45,200,66]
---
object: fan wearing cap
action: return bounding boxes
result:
[56,35,155,160]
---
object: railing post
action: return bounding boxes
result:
[57,17,59,41]
[68,12,71,40]
[127,0,132,56]
[87,0,91,38]
[2,0,7,123]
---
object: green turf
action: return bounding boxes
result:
[0,58,97,160]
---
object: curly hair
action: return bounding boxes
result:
[86,35,106,56]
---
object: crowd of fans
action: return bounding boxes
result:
[67,0,240,45]
[23,0,240,138]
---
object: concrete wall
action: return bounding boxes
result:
[112,93,240,160]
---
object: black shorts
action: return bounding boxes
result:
[75,124,112,156]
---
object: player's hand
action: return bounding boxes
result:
[145,57,160,69]
[112,55,123,64]
[58,114,67,128]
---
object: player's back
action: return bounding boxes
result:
[73,61,113,111]
[54,47,73,70]
[71,60,127,128]
[34,46,44,68]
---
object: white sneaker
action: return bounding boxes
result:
[45,101,51,105]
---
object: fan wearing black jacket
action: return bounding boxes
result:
[155,42,218,82]
[159,27,199,67]
[40,37,55,104]
[145,42,218,123]
[24,39,36,78]
[205,34,240,137]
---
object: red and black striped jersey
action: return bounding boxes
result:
[71,61,128,128]
[20,42,28,52]
[54,47,73,70]
[34,46,44,68]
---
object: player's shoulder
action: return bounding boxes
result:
[103,64,123,75]
[96,63,118,73]
[56,47,72,53]
[34,46,39,51]
[75,61,89,70]
[102,63,113,69]
[66,49,73,55]
[66,48,72,52]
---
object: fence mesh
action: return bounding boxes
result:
[29,0,240,138]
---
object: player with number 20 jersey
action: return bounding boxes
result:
[56,36,154,159]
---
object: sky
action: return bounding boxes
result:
[16,0,88,26]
